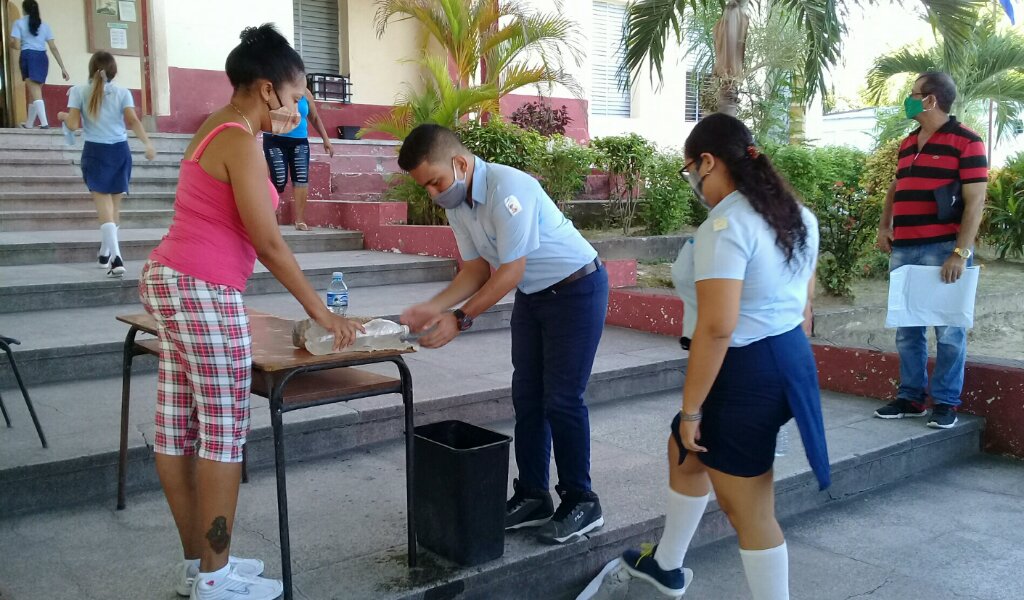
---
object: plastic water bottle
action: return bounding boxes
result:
[775,427,789,458]
[303,319,413,355]
[326,272,349,315]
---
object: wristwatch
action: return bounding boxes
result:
[953,247,972,260]
[452,308,474,332]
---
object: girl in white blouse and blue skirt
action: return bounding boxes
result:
[59,51,155,277]
[620,113,830,600]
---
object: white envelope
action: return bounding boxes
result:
[885,265,980,329]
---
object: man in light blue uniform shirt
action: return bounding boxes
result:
[399,125,609,544]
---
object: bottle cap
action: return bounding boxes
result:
[332,271,343,279]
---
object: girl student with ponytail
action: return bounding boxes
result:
[139,24,362,600]
[9,0,69,128]
[58,51,155,277]
[617,113,830,600]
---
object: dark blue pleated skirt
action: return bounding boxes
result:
[19,49,48,83]
[81,141,132,194]
[672,325,831,490]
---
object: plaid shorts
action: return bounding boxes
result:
[139,260,252,463]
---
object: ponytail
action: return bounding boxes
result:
[22,0,41,36]
[87,70,105,119]
[85,52,118,119]
[684,113,809,266]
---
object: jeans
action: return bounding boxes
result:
[510,267,609,493]
[890,240,971,407]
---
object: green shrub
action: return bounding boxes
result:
[537,135,596,211]
[860,138,900,204]
[767,145,873,297]
[984,152,1024,259]
[455,119,545,174]
[382,173,446,226]
[641,151,692,235]
[592,134,655,234]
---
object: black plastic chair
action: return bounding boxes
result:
[0,335,47,448]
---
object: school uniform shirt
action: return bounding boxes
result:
[671,190,819,347]
[447,156,598,294]
[10,17,53,52]
[68,83,134,144]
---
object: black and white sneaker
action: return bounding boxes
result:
[505,478,554,530]
[927,404,958,429]
[97,254,110,269]
[874,398,927,419]
[536,485,603,544]
[107,255,126,278]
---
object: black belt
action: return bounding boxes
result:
[546,258,602,293]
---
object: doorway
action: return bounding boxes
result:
[1,0,28,127]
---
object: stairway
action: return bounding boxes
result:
[0,129,686,517]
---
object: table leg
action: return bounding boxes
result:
[394,357,417,568]
[241,444,249,484]
[270,393,293,600]
[117,326,139,511]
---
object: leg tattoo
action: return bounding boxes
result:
[205,516,230,554]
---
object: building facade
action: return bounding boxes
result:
[1,0,697,147]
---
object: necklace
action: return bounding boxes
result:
[229,103,254,136]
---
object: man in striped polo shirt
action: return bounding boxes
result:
[874,71,988,429]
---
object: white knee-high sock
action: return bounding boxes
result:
[25,102,38,127]
[653,490,709,571]
[100,222,121,259]
[34,100,48,127]
[740,542,789,600]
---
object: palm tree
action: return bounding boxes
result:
[866,13,1024,142]
[362,0,583,139]
[623,0,990,116]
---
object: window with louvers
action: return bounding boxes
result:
[294,0,340,75]
[684,70,706,123]
[591,1,630,117]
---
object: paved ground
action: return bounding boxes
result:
[591,454,1024,600]
[0,387,1013,600]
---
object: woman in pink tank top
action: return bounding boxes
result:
[138,25,362,600]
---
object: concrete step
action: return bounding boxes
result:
[0,129,192,151]
[0,325,684,516]
[0,226,362,266]
[0,385,986,599]
[0,282,512,387]
[0,208,175,231]
[0,250,457,313]
[0,159,183,177]
[0,191,177,211]
[0,147,185,162]
[0,175,177,195]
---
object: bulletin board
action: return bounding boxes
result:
[85,0,142,57]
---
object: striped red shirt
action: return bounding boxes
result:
[893,117,988,246]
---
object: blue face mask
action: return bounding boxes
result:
[432,159,467,209]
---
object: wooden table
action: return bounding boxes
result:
[116,310,417,599]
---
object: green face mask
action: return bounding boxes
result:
[904,95,928,119]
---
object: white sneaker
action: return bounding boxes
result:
[189,565,282,600]
[176,557,267,597]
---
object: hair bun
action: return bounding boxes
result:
[239,24,285,47]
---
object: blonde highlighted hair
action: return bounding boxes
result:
[86,52,118,119]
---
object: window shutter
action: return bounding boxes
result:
[294,0,340,75]
[591,1,630,117]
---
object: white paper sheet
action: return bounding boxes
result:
[885,265,980,329]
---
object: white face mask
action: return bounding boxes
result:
[267,90,300,135]
[684,158,712,210]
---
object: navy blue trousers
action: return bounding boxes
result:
[510,267,609,493]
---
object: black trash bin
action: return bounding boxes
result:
[413,420,512,566]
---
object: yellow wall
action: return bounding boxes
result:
[161,0,294,72]
[342,0,424,106]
